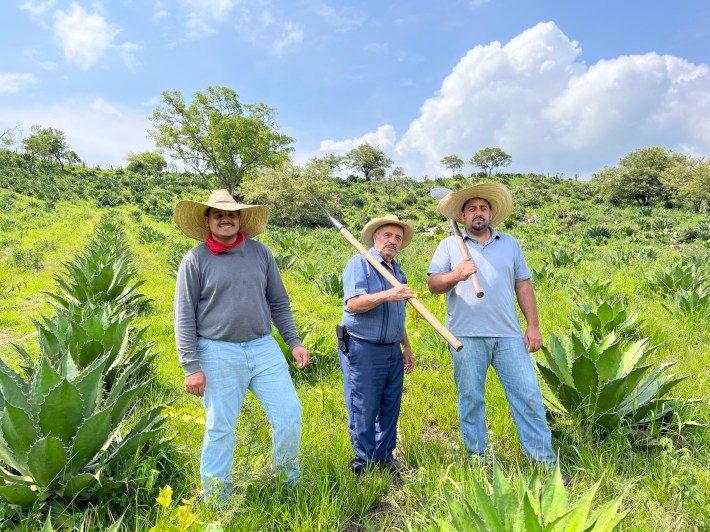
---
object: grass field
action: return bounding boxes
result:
[1,180,708,530]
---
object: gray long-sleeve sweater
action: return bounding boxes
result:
[173,238,302,376]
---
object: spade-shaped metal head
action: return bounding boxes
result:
[429,187,453,201]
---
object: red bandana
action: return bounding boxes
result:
[206,231,244,255]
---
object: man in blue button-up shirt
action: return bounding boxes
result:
[339,214,416,474]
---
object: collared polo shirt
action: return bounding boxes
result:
[427,229,530,338]
[342,248,408,344]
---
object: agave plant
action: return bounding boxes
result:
[571,299,638,341]
[536,332,687,430]
[13,304,156,386]
[442,462,629,531]
[571,279,615,302]
[647,263,707,296]
[548,247,580,268]
[662,288,710,317]
[0,352,170,507]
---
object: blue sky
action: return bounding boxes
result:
[2,0,709,179]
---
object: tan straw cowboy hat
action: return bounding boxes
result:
[437,183,514,228]
[174,189,270,240]
[361,214,415,249]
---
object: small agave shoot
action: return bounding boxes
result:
[536,331,687,430]
[572,299,638,342]
[442,462,630,531]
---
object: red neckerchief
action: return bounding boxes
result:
[206,231,244,255]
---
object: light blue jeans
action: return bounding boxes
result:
[452,337,554,466]
[198,335,302,497]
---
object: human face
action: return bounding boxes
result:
[373,224,405,263]
[460,198,493,235]
[205,208,241,243]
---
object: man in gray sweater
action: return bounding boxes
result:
[173,189,310,502]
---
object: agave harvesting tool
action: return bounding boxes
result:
[315,201,463,352]
[430,187,485,298]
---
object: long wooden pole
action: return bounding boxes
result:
[450,220,485,298]
[322,210,463,352]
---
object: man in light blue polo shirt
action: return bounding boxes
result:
[339,215,416,475]
[427,183,554,467]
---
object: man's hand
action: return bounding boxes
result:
[387,283,415,302]
[524,325,543,353]
[403,347,415,374]
[185,370,206,397]
[453,257,478,282]
[293,346,310,369]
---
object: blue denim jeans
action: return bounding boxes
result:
[339,337,404,471]
[198,335,302,497]
[452,337,554,466]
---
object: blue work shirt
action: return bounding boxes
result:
[342,248,408,344]
[427,229,530,338]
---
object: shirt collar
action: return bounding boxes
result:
[463,228,500,244]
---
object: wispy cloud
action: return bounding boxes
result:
[0,73,38,93]
[272,21,304,53]
[20,0,55,16]
[54,3,120,69]
[182,0,237,36]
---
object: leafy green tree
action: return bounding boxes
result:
[125,151,167,175]
[21,125,73,170]
[593,147,682,206]
[661,155,710,213]
[344,143,393,181]
[469,147,512,176]
[150,86,293,196]
[441,154,464,176]
[239,160,334,227]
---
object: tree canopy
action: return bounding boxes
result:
[150,86,293,196]
[592,147,684,206]
[125,151,167,175]
[239,159,334,227]
[441,155,464,176]
[344,144,393,181]
[660,155,710,213]
[469,147,512,176]
[21,125,76,170]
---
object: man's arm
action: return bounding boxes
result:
[515,278,542,352]
[347,284,414,313]
[427,257,477,294]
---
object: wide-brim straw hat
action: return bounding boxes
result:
[174,189,270,240]
[361,214,415,249]
[437,183,514,228]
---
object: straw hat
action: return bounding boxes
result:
[361,214,415,249]
[437,183,513,228]
[174,189,270,240]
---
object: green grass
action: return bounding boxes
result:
[1,178,709,530]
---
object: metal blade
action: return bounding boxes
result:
[429,187,454,200]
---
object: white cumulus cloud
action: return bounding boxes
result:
[0,73,38,93]
[54,3,120,70]
[323,21,710,179]
[320,125,396,152]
